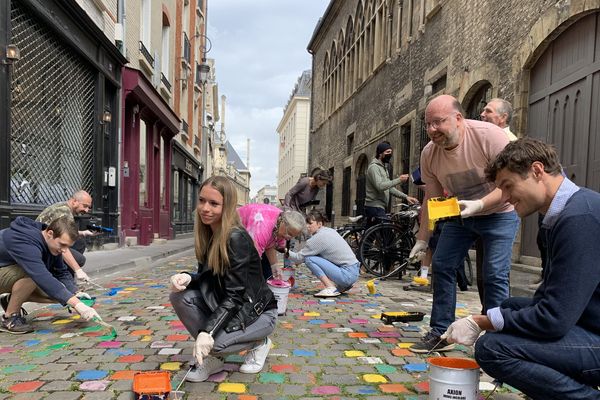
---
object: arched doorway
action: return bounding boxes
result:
[463,81,493,120]
[523,11,600,257]
[355,153,369,216]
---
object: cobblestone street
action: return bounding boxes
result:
[0,251,526,399]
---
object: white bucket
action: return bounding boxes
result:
[267,279,291,315]
[428,357,480,400]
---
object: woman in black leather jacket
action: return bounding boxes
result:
[169,176,278,383]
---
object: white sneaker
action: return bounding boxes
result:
[314,287,340,297]
[239,337,272,374]
[185,356,224,382]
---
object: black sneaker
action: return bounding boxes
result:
[0,294,27,316]
[409,331,455,353]
[0,313,33,334]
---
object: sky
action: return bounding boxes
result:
[207,1,330,198]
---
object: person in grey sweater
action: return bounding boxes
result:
[287,210,360,297]
[365,142,419,227]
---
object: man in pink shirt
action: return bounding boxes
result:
[409,95,519,353]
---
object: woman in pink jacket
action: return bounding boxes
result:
[238,204,305,280]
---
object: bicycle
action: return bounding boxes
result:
[359,203,421,279]
[336,215,365,256]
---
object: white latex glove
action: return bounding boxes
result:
[75,291,92,300]
[271,264,282,280]
[79,230,96,237]
[458,199,484,218]
[75,268,90,282]
[441,315,483,346]
[169,273,191,292]
[74,302,102,321]
[194,332,214,365]
[409,239,428,260]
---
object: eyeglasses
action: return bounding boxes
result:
[425,115,453,130]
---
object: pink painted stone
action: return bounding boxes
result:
[312,386,340,395]
[80,380,110,391]
[290,309,304,313]
[98,341,123,348]
[303,300,318,305]
[0,347,15,354]
[353,299,369,303]
[349,319,369,324]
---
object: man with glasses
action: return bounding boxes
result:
[36,190,96,284]
[408,94,519,353]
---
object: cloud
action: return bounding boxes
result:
[207,1,329,197]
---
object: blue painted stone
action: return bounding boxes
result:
[362,303,379,307]
[293,349,316,357]
[308,319,327,324]
[401,325,420,332]
[149,285,166,289]
[75,370,109,380]
[357,386,378,394]
[24,340,41,347]
[35,329,53,335]
[403,363,428,372]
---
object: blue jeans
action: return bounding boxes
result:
[475,299,600,400]
[430,211,519,335]
[304,256,359,290]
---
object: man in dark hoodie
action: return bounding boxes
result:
[0,216,102,334]
[442,138,600,399]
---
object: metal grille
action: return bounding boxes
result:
[10,1,96,205]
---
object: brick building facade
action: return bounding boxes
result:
[308,0,600,262]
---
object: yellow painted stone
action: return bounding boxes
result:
[141,335,152,341]
[334,308,343,312]
[124,287,138,291]
[52,319,73,324]
[371,314,381,319]
[363,374,388,383]
[398,343,413,348]
[218,383,246,393]
[345,350,365,357]
[303,312,320,317]
[160,362,181,371]
[455,309,469,317]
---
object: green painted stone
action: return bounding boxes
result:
[82,325,105,332]
[161,315,179,321]
[29,350,52,358]
[2,364,36,374]
[46,343,70,350]
[375,364,397,374]
[258,372,285,383]
[224,354,245,363]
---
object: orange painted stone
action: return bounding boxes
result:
[379,383,411,393]
[111,370,139,380]
[271,364,297,373]
[413,380,430,393]
[296,316,312,320]
[378,325,396,332]
[288,294,303,298]
[281,323,294,329]
[117,355,144,363]
[9,381,44,393]
[319,323,338,328]
[166,334,188,341]
[348,332,368,338]
[237,396,258,400]
[130,329,153,336]
[391,348,412,356]
[382,338,398,344]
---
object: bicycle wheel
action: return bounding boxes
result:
[341,227,363,259]
[359,224,415,277]
[463,253,473,286]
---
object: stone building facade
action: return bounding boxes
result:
[308,0,600,262]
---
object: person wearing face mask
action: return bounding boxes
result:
[364,141,419,227]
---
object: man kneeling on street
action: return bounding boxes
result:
[0,216,102,334]
[443,138,600,399]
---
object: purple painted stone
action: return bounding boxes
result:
[207,370,228,382]
[98,341,123,348]
[222,363,240,372]
[349,319,369,324]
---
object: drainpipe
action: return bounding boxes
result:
[116,0,126,246]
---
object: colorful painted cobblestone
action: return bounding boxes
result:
[0,255,526,399]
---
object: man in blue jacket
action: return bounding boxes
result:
[0,216,102,334]
[442,138,600,399]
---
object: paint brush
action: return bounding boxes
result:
[92,317,117,338]
[171,366,192,400]
[86,279,107,290]
[426,338,444,355]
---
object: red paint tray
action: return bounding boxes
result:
[133,371,171,399]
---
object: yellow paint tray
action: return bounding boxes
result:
[427,196,461,230]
